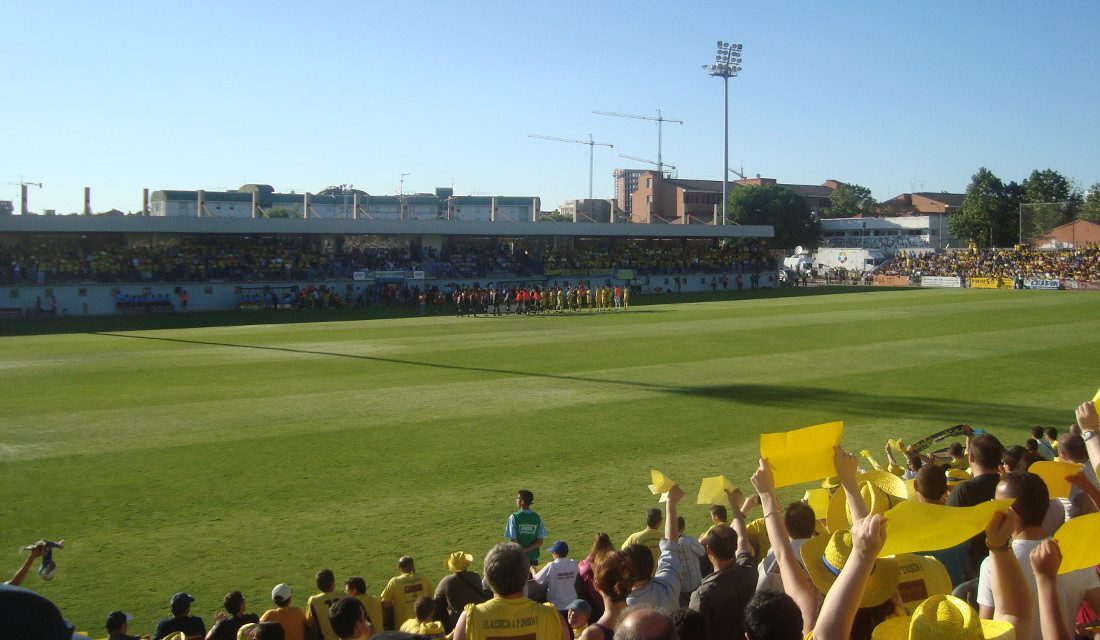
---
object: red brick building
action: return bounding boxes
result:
[629,173,840,224]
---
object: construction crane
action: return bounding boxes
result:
[594,109,682,175]
[619,154,676,178]
[528,133,613,199]
[727,165,747,180]
[3,179,42,214]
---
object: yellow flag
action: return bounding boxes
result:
[887,439,904,452]
[1055,511,1100,573]
[1028,460,1082,499]
[648,469,675,495]
[1093,387,1100,413]
[759,421,844,488]
[878,499,1014,558]
[697,475,733,505]
[803,488,830,519]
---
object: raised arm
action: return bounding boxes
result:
[1076,402,1100,474]
[6,544,42,586]
[813,514,887,640]
[835,446,869,522]
[751,458,818,634]
[984,509,1033,639]
[725,487,753,558]
[1031,539,1073,640]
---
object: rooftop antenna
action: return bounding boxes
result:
[399,173,410,196]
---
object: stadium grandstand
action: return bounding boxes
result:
[0,187,777,317]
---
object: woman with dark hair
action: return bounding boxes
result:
[579,550,633,640]
[576,533,612,619]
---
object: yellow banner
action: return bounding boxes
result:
[969,277,1013,289]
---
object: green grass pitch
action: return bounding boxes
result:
[1,287,1098,634]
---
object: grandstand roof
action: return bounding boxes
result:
[0,214,773,239]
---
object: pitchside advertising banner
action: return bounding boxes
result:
[1066,280,1100,291]
[1023,279,1061,290]
[873,275,910,286]
[969,277,1014,289]
[920,276,962,288]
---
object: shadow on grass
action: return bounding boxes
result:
[92,331,1049,426]
[0,285,918,337]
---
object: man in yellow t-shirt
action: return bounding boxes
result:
[259,583,307,640]
[381,556,434,631]
[305,569,343,640]
[452,542,568,640]
[621,508,663,566]
[344,576,384,633]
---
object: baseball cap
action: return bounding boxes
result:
[549,540,569,556]
[0,584,75,640]
[170,592,195,607]
[271,583,292,603]
[566,599,591,614]
[106,611,133,631]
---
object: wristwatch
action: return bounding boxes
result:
[1084,430,1097,442]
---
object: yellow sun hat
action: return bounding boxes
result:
[871,594,1014,640]
[826,481,892,533]
[445,551,474,573]
[800,528,898,608]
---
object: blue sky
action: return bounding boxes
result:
[3,1,1098,214]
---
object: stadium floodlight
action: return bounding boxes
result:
[705,40,743,225]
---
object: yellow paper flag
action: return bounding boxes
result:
[887,439,904,452]
[1093,387,1100,413]
[803,488,830,519]
[760,421,844,488]
[878,499,1014,558]
[1028,460,1082,499]
[648,469,675,495]
[697,475,733,505]
[1055,511,1100,574]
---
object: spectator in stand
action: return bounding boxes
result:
[976,471,1100,638]
[576,533,612,620]
[153,592,206,640]
[1057,431,1100,518]
[433,551,487,632]
[306,569,343,640]
[578,550,632,640]
[755,501,815,594]
[615,607,675,640]
[1043,426,1060,456]
[327,597,371,640]
[0,583,76,640]
[532,540,579,615]
[345,577,384,633]
[380,556,434,631]
[674,516,707,608]
[254,622,286,640]
[1032,426,1056,460]
[106,610,140,640]
[205,591,259,640]
[946,432,1005,581]
[565,599,591,638]
[398,595,444,638]
[452,542,569,640]
[687,483,759,640]
[260,584,306,640]
[621,508,663,567]
[624,484,683,615]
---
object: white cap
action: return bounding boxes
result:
[271,583,292,603]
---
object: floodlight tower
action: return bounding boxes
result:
[706,41,743,224]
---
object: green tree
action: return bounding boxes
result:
[1079,182,1100,222]
[727,184,821,250]
[949,167,1020,247]
[265,208,296,218]
[1022,168,1080,204]
[824,183,876,218]
[538,210,572,222]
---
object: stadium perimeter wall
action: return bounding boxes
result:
[3,271,776,317]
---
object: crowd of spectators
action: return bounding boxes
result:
[8,398,1100,640]
[0,237,775,287]
[544,241,773,276]
[882,245,1100,281]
